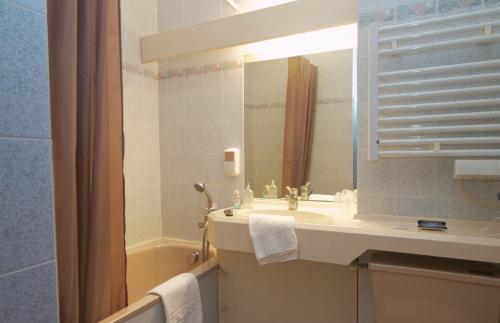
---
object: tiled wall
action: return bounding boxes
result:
[156,0,293,241]
[0,0,58,322]
[357,0,500,220]
[158,50,244,243]
[121,0,163,246]
[155,0,298,241]
[123,0,283,243]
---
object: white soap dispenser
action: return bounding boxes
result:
[269,179,278,199]
[243,183,254,208]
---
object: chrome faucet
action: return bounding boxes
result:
[286,186,299,210]
[300,182,312,201]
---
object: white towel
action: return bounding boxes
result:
[248,214,298,265]
[149,273,202,323]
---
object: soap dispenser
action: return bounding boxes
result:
[269,180,278,199]
[243,183,254,208]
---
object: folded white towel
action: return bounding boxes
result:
[149,273,202,323]
[248,214,298,265]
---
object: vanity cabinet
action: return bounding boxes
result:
[217,250,357,323]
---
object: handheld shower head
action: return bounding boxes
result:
[194,182,214,211]
[194,182,206,193]
[194,182,215,262]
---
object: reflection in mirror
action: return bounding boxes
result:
[244,50,356,198]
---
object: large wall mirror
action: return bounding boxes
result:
[244,49,357,198]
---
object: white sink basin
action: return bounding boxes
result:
[236,208,327,224]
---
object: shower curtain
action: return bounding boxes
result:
[282,57,318,193]
[48,0,127,322]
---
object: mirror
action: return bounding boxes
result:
[244,49,356,198]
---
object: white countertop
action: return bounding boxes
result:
[208,199,500,265]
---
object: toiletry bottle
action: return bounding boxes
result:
[243,183,254,208]
[263,185,270,199]
[233,190,241,209]
[269,180,278,198]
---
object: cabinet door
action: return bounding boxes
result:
[218,250,357,323]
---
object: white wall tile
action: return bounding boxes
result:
[159,45,245,241]
[122,0,162,246]
[357,1,500,220]
[0,2,57,320]
[222,89,243,123]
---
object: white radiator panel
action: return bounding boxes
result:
[368,7,500,160]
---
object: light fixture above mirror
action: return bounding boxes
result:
[141,0,356,62]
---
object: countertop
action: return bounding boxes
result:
[208,199,500,265]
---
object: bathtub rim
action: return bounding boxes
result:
[126,236,202,254]
[99,238,219,323]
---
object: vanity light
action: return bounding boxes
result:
[239,0,296,12]
[224,0,240,11]
[141,0,356,62]
[242,23,357,62]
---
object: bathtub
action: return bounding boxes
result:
[100,238,218,323]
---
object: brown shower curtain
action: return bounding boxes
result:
[48,0,127,322]
[282,57,318,192]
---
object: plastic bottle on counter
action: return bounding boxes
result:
[269,180,278,198]
[233,190,241,209]
[243,183,254,208]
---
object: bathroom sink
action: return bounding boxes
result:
[209,199,500,267]
[236,208,328,224]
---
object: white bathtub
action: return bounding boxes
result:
[100,238,218,323]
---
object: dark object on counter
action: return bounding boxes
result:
[224,209,234,217]
[418,220,447,231]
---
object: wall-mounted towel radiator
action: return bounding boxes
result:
[368,7,500,160]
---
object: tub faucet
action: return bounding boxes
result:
[286,186,299,210]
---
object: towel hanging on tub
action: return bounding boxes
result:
[149,273,202,323]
